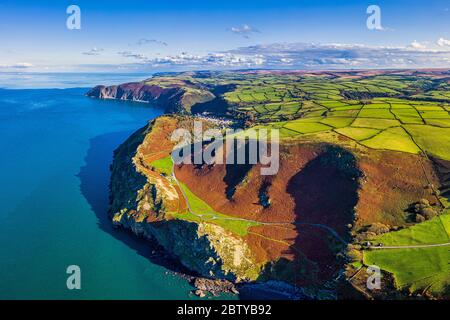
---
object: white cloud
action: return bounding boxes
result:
[437,37,450,47]
[0,62,33,68]
[410,40,426,50]
[148,52,265,67]
[228,24,260,38]
[136,38,168,46]
[224,42,450,69]
[82,47,104,56]
[117,51,148,60]
[74,42,450,71]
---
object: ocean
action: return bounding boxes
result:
[0,73,230,299]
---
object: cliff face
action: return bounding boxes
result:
[86,81,215,114]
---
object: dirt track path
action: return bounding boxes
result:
[369,242,450,250]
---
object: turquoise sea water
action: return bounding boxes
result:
[0,74,218,299]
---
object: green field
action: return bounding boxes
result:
[335,127,380,141]
[169,182,260,236]
[365,246,449,295]
[150,156,173,176]
[369,214,450,246]
[364,214,450,295]
[404,125,450,161]
[360,127,421,154]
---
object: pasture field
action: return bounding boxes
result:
[369,214,450,246]
[364,246,450,295]
[351,118,401,129]
[335,127,380,141]
[363,214,450,295]
[403,125,450,161]
[169,182,260,236]
[359,127,421,154]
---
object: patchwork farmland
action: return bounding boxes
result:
[212,72,450,161]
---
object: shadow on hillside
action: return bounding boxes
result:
[286,146,360,284]
[255,146,361,293]
[76,130,193,275]
[430,157,450,203]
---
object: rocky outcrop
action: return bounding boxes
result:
[86,81,215,114]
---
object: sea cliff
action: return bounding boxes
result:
[87,78,215,114]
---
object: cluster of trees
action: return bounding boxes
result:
[346,244,363,263]
[354,222,391,241]
[412,199,439,222]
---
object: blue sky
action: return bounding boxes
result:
[0,0,449,71]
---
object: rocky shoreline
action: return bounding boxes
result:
[115,221,307,300]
